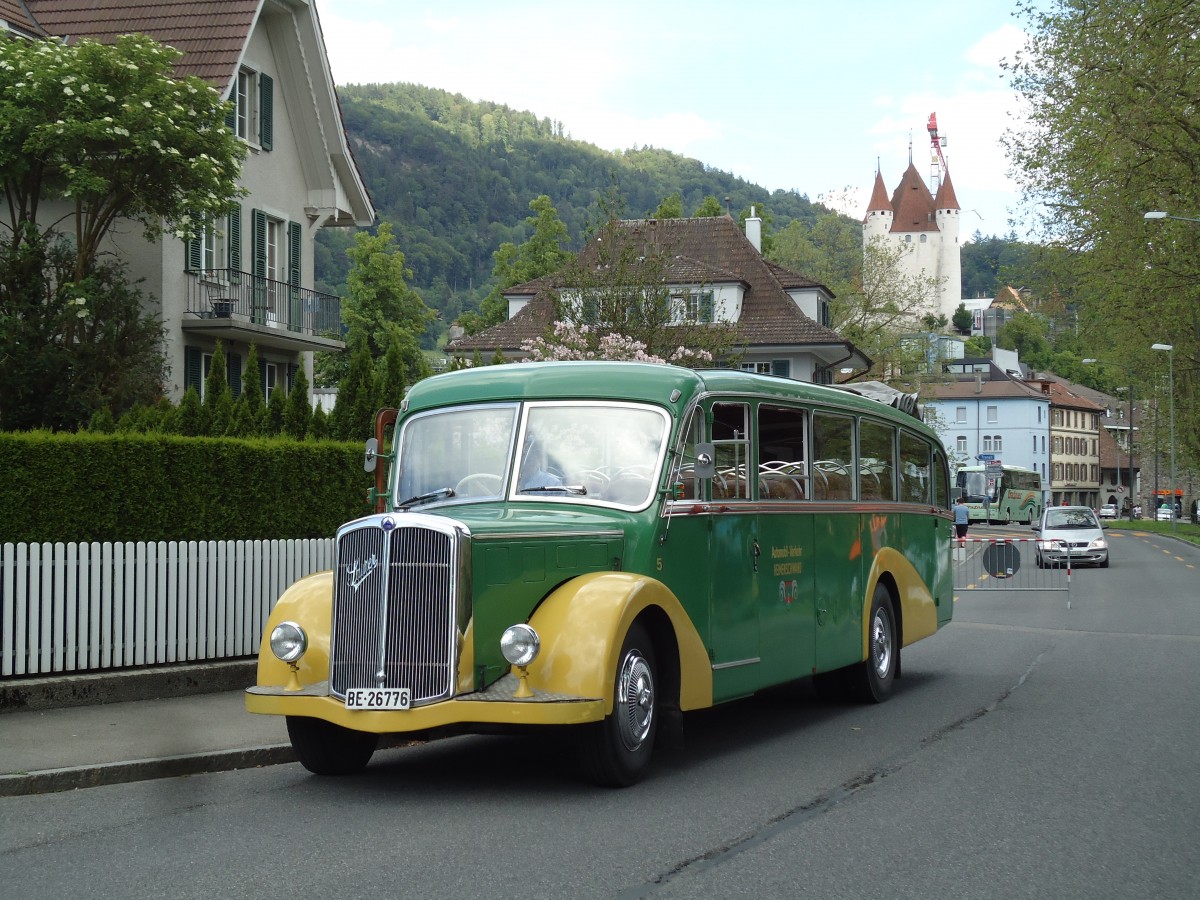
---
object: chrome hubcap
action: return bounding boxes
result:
[871,607,893,678]
[616,650,654,751]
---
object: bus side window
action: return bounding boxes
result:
[812,412,854,500]
[899,431,932,504]
[711,402,751,500]
[932,447,951,509]
[671,408,705,500]
[758,404,807,500]
[858,419,896,501]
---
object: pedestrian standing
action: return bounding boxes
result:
[953,496,970,545]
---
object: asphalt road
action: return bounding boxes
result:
[3,524,1197,900]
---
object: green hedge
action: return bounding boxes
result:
[0,431,374,543]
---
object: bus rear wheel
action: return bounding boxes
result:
[286,716,378,776]
[851,585,898,703]
[578,622,658,787]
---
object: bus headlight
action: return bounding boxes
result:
[500,624,540,667]
[270,621,307,663]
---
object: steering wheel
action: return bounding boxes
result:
[453,473,503,497]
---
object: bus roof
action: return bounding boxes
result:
[402,362,943,443]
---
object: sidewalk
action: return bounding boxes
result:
[0,662,296,797]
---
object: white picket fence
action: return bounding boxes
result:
[1,539,334,678]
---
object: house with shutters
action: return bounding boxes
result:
[447,212,871,382]
[0,0,373,402]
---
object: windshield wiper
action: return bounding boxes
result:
[396,487,455,509]
[519,484,587,495]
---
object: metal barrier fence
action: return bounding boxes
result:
[1,539,334,678]
[953,537,1075,606]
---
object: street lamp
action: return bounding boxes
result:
[1083,359,1137,519]
[1145,210,1200,224]
[1150,343,1176,532]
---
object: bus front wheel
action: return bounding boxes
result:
[578,622,659,787]
[286,716,378,776]
[852,586,898,703]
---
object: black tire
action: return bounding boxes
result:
[1100,557,1109,568]
[578,622,658,787]
[850,585,898,703]
[286,716,378,776]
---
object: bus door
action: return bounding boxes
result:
[754,403,816,687]
[706,401,761,700]
[810,412,865,675]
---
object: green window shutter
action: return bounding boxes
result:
[287,362,298,393]
[185,231,201,271]
[227,206,242,282]
[771,359,790,379]
[224,98,236,131]
[700,290,714,323]
[227,352,242,399]
[287,221,301,287]
[184,346,203,393]
[259,73,273,151]
[287,221,302,332]
[259,357,268,395]
[251,209,267,278]
[251,209,267,324]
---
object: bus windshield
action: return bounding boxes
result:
[394,401,670,509]
[957,470,995,502]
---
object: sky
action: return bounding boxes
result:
[317,0,1039,240]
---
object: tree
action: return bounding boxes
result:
[329,338,377,441]
[458,195,574,334]
[283,365,311,440]
[536,218,737,365]
[692,196,725,218]
[0,34,246,281]
[831,238,943,379]
[203,341,232,436]
[1005,0,1198,463]
[313,221,434,388]
[0,231,166,429]
[652,192,683,219]
[952,303,974,335]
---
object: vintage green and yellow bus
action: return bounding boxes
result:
[247,362,954,785]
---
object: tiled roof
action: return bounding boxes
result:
[927,379,1047,400]
[23,0,260,91]
[0,0,46,35]
[1041,380,1104,412]
[863,169,893,217]
[449,216,861,360]
[933,169,961,211]
[889,162,939,233]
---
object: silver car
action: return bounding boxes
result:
[1033,506,1109,568]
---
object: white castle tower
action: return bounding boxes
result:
[862,115,962,322]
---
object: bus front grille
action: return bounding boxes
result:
[329,518,465,706]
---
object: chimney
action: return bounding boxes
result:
[745,205,762,253]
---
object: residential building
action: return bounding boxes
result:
[1039,380,1103,508]
[448,212,871,381]
[1,0,374,403]
[921,365,1051,482]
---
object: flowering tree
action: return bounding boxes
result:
[521,321,714,366]
[0,33,246,280]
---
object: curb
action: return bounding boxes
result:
[0,660,258,713]
[0,744,297,797]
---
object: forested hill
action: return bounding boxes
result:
[315,82,832,329]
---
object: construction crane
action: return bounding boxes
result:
[926,112,949,192]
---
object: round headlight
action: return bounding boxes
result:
[270,621,307,663]
[500,624,540,667]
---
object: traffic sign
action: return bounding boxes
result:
[977,453,995,461]
[1117,486,1125,493]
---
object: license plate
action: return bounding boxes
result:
[344,688,411,710]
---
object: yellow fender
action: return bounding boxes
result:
[255,571,334,689]
[862,547,939,658]
[522,571,712,713]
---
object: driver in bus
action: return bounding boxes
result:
[517,435,563,491]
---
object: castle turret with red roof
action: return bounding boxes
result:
[862,117,963,322]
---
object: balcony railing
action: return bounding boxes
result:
[185,269,342,339]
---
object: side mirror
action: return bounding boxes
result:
[364,437,379,473]
[693,443,716,479]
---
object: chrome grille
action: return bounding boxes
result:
[330,517,466,706]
